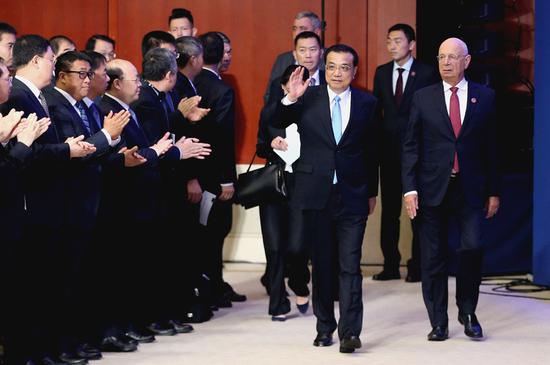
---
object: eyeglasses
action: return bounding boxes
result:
[64,70,95,80]
[326,64,353,73]
[436,54,465,62]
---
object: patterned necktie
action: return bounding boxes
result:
[76,101,91,135]
[332,95,342,183]
[38,92,50,117]
[394,68,405,107]
[449,86,461,172]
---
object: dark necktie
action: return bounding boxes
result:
[394,68,405,107]
[38,92,50,117]
[449,86,461,172]
[89,103,102,129]
[76,101,91,135]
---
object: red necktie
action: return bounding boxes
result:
[449,86,461,172]
[394,68,405,107]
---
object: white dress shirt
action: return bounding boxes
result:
[392,56,414,95]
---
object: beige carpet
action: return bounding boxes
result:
[97,264,550,365]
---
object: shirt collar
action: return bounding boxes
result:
[54,86,79,107]
[393,56,414,73]
[15,75,42,99]
[327,85,351,102]
[311,69,320,85]
[105,92,130,111]
[82,97,94,108]
[203,66,221,79]
[443,78,468,92]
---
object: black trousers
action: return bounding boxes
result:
[307,185,367,339]
[259,173,310,316]
[203,199,233,301]
[419,176,484,328]
[380,147,421,274]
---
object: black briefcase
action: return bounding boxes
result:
[234,153,287,209]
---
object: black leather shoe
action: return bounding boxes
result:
[168,319,194,333]
[57,353,88,365]
[313,332,333,347]
[76,344,102,360]
[458,313,483,339]
[126,329,157,342]
[271,314,287,322]
[100,336,138,352]
[226,290,247,302]
[405,271,421,282]
[339,336,362,353]
[147,322,177,336]
[40,356,72,365]
[216,297,233,308]
[427,326,449,341]
[372,270,400,280]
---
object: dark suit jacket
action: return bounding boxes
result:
[2,79,70,228]
[402,81,499,208]
[373,59,439,139]
[43,87,111,231]
[0,142,33,242]
[274,86,379,215]
[193,68,236,194]
[99,94,162,221]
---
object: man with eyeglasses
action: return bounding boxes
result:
[402,37,500,342]
[273,44,378,354]
[85,35,116,62]
[3,35,97,365]
[372,23,439,284]
[41,50,129,364]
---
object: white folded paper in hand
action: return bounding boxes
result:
[199,190,216,226]
[274,123,301,172]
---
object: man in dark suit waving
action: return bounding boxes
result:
[402,38,500,341]
[372,23,439,282]
[274,44,378,353]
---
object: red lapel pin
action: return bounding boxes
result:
[410,71,416,77]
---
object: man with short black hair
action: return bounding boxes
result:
[264,11,324,103]
[49,35,76,58]
[274,44,379,353]
[85,34,116,62]
[169,8,197,38]
[194,31,246,308]
[0,22,17,68]
[372,23,439,283]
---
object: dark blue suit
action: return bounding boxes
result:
[402,81,499,327]
[275,85,378,338]
[373,59,439,275]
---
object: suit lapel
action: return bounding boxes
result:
[53,90,90,137]
[435,84,456,138]
[316,86,335,145]
[402,59,418,102]
[459,82,479,138]
[339,88,358,144]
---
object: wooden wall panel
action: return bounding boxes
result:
[0,0,109,51]
[1,0,416,163]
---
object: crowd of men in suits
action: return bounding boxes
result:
[0,8,249,365]
[0,6,500,364]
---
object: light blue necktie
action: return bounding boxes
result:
[332,95,342,183]
[76,101,91,135]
